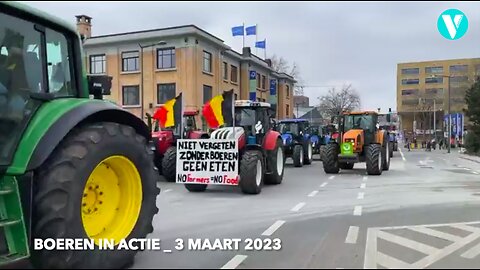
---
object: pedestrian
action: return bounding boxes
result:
[406,137,411,152]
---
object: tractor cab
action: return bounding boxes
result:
[341,111,379,148]
[234,100,273,145]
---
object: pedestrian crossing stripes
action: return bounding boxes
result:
[364,221,480,269]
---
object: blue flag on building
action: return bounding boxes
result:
[255,39,266,48]
[231,25,244,36]
[246,25,256,35]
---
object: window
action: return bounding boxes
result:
[223,62,228,80]
[401,78,419,85]
[122,86,140,106]
[401,89,418,96]
[401,68,419,75]
[262,75,266,89]
[286,104,290,116]
[203,85,212,104]
[122,51,139,72]
[449,64,468,73]
[425,66,443,74]
[0,11,45,165]
[425,77,443,84]
[286,85,290,97]
[450,76,468,83]
[46,28,73,96]
[256,73,261,88]
[231,65,238,83]
[452,97,466,104]
[203,51,212,73]
[157,48,175,69]
[426,88,444,95]
[90,54,106,74]
[157,83,176,104]
[402,99,419,105]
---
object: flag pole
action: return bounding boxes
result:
[255,24,258,56]
[242,22,245,48]
[232,89,236,138]
[180,93,184,140]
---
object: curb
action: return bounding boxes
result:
[459,156,480,164]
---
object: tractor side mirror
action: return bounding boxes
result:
[88,75,112,99]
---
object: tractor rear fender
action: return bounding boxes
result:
[263,130,282,151]
[26,102,150,172]
[376,130,387,146]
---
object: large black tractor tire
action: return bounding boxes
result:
[32,122,159,269]
[339,162,354,170]
[383,141,391,171]
[323,143,340,174]
[393,142,398,152]
[161,146,177,182]
[265,138,285,185]
[185,184,208,192]
[366,144,383,175]
[239,150,264,194]
[303,140,313,165]
[293,144,304,167]
[153,154,163,175]
[319,145,326,161]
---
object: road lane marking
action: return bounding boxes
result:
[221,255,248,269]
[363,176,368,181]
[364,221,480,268]
[262,220,286,236]
[291,202,306,212]
[163,189,172,193]
[399,148,406,161]
[463,168,471,171]
[360,183,366,189]
[163,249,172,253]
[377,230,439,255]
[308,190,319,197]
[357,192,364,199]
[353,206,362,216]
[408,227,462,242]
[461,241,480,259]
[474,171,479,175]
[345,226,359,244]
[320,182,328,188]
[328,176,335,180]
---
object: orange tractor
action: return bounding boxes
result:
[322,111,391,175]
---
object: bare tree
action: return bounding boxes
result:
[318,84,361,123]
[270,54,304,96]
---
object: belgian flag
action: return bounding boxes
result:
[153,93,183,129]
[202,90,234,128]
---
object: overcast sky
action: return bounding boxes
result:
[25,1,480,112]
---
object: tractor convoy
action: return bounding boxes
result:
[0,2,396,269]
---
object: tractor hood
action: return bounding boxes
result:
[281,133,293,146]
[210,127,244,140]
[343,129,363,141]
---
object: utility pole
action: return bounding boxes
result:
[433,98,436,145]
[447,75,451,154]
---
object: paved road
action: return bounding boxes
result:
[132,148,480,269]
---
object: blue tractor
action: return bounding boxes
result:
[277,119,314,167]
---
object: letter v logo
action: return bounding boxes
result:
[438,9,468,40]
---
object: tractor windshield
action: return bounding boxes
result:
[235,108,256,126]
[278,122,300,135]
[344,115,375,132]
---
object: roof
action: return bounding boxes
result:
[344,111,378,115]
[3,2,78,35]
[279,119,309,123]
[76,14,92,20]
[299,107,323,120]
[83,24,229,49]
[235,100,271,108]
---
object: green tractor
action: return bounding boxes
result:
[0,2,159,268]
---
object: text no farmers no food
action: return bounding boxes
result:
[176,140,239,185]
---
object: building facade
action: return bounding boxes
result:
[76,16,295,128]
[397,58,480,141]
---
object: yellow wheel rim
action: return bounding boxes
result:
[81,155,142,245]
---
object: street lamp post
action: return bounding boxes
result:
[139,40,167,121]
[432,74,452,153]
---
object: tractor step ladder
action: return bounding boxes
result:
[0,176,29,264]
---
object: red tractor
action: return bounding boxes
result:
[150,110,209,181]
[185,100,285,194]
